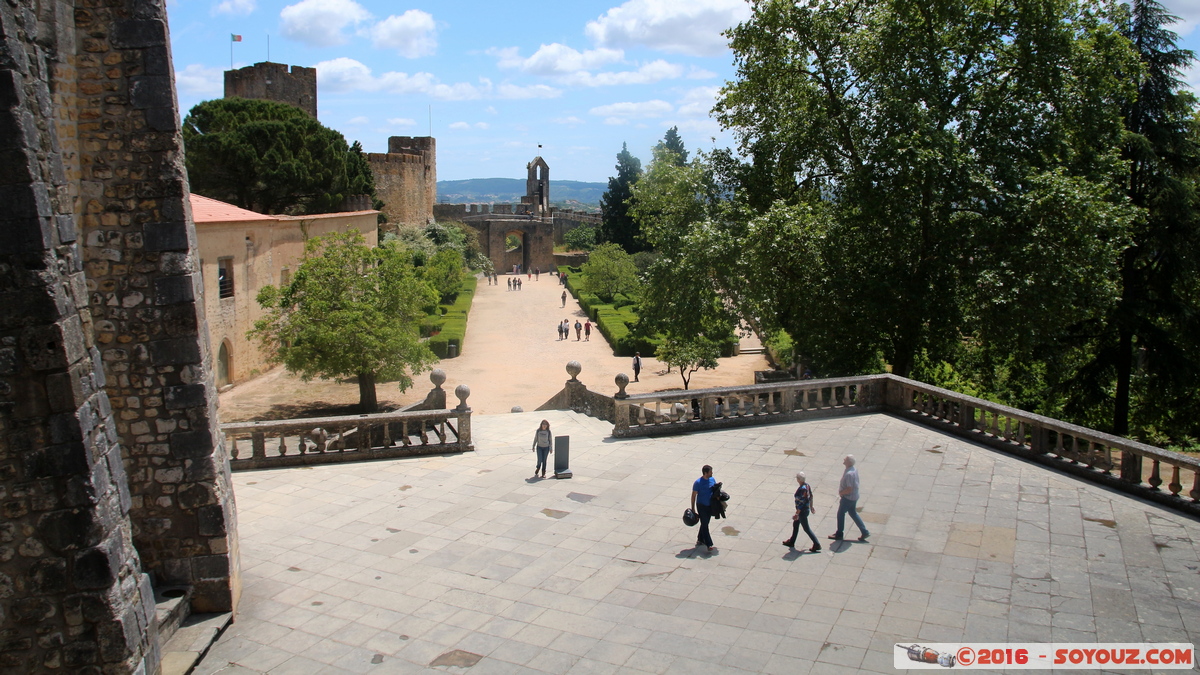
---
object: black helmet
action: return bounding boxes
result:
[683,508,699,527]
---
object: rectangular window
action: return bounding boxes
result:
[218,257,235,298]
[280,267,290,287]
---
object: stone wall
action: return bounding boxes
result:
[551,209,600,245]
[223,62,317,118]
[2,0,240,670]
[368,136,435,228]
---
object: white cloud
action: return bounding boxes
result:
[676,85,720,117]
[1162,0,1200,36]
[589,99,673,119]
[493,44,624,76]
[315,57,561,101]
[553,116,585,126]
[687,66,717,79]
[387,117,416,127]
[475,122,490,129]
[585,0,750,57]
[176,64,224,96]
[348,116,369,124]
[563,59,682,86]
[213,0,254,15]
[449,121,471,129]
[604,117,630,125]
[280,0,370,47]
[485,106,498,114]
[370,9,437,57]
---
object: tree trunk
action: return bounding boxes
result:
[358,372,378,413]
[1114,328,1132,437]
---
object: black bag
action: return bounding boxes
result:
[683,508,699,527]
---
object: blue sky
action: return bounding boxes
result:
[167,0,1200,183]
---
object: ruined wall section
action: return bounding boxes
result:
[368,136,435,228]
[73,0,240,614]
[0,1,158,671]
[223,62,316,118]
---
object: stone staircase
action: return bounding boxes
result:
[154,586,232,675]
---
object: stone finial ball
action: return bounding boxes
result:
[511,405,524,413]
[454,384,470,404]
[430,369,446,387]
[566,360,582,380]
[615,373,629,387]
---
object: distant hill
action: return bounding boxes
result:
[437,178,606,207]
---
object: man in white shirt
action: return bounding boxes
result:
[829,455,869,541]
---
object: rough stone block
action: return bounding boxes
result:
[196,504,226,537]
[23,442,88,480]
[191,554,229,581]
[73,541,120,589]
[45,364,87,412]
[154,276,194,305]
[111,19,166,49]
[148,337,200,366]
[164,383,205,409]
[144,107,177,133]
[37,508,103,552]
[169,428,214,459]
[142,221,188,252]
[130,76,174,110]
[27,558,68,594]
[56,214,77,243]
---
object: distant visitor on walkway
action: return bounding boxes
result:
[830,455,869,541]
[532,420,553,479]
[632,352,642,382]
[584,320,591,341]
[561,290,567,307]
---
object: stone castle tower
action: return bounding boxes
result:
[224,62,317,118]
[368,136,437,227]
[2,0,240,672]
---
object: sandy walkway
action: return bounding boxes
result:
[219,272,769,420]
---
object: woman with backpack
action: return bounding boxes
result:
[783,471,821,552]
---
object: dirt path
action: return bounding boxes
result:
[219,272,769,419]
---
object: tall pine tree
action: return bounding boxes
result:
[655,126,689,166]
[599,143,645,252]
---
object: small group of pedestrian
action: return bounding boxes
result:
[685,454,869,556]
[508,277,523,291]
[486,272,500,285]
[557,319,570,340]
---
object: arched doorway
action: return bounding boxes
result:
[217,340,232,387]
[504,230,528,273]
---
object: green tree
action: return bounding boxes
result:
[424,248,466,303]
[599,143,645,252]
[250,230,437,412]
[715,0,1138,378]
[655,334,721,390]
[654,126,689,166]
[183,98,377,215]
[563,225,598,251]
[581,243,640,301]
[1063,0,1200,440]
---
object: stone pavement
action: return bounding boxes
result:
[194,411,1200,674]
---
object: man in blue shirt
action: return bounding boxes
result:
[691,465,716,552]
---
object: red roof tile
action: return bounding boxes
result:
[189,194,276,223]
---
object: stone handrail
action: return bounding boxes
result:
[885,375,1199,511]
[608,372,1199,513]
[220,407,472,471]
[613,375,888,436]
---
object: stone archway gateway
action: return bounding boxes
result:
[504,229,529,272]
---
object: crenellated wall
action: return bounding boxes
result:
[224,62,317,118]
[369,136,436,228]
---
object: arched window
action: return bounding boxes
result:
[217,340,232,387]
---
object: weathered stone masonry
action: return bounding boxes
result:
[2,0,239,672]
[368,136,435,228]
[223,61,316,119]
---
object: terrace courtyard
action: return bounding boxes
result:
[192,409,1200,674]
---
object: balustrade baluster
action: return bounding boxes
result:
[357,425,369,451]
[383,421,393,447]
[1168,465,1182,497]
[278,435,287,456]
[1017,422,1025,446]
[1085,441,1096,469]
[435,422,446,444]
[1004,417,1013,441]
[654,401,662,425]
[335,429,345,451]
[1070,436,1080,463]
[297,436,307,455]
[401,420,411,446]
[1148,459,1162,489]
[252,432,265,459]
[1190,470,1199,503]
[229,436,239,460]
[1101,445,1113,474]
[1054,431,1064,458]
[989,412,1000,437]
[420,425,429,445]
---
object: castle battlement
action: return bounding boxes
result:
[224,61,317,118]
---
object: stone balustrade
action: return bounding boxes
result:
[607,371,1199,514]
[613,375,888,436]
[221,402,472,471]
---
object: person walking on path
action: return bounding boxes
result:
[632,352,642,382]
[783,472,821,552]
[584,320,591,341]
[691,465,717,552]
[574,320,583,341]
[830,455,870,541]
[535,267,540,280]
[532,420,553,479]
[561,290,567,307]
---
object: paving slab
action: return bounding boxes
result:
[195,411,1200,674]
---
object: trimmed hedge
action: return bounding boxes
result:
[427,276,477,358]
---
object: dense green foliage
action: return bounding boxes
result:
[581,243,641,301]
[599,143,645,252]
[424,249,466,303]
[655,335,721,390]
[250,230,437,412]
[183,98,376,215]
[563,225,598,251]
[427,277,477,359]
[655,127,689,166]
[619,0,1200,446]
